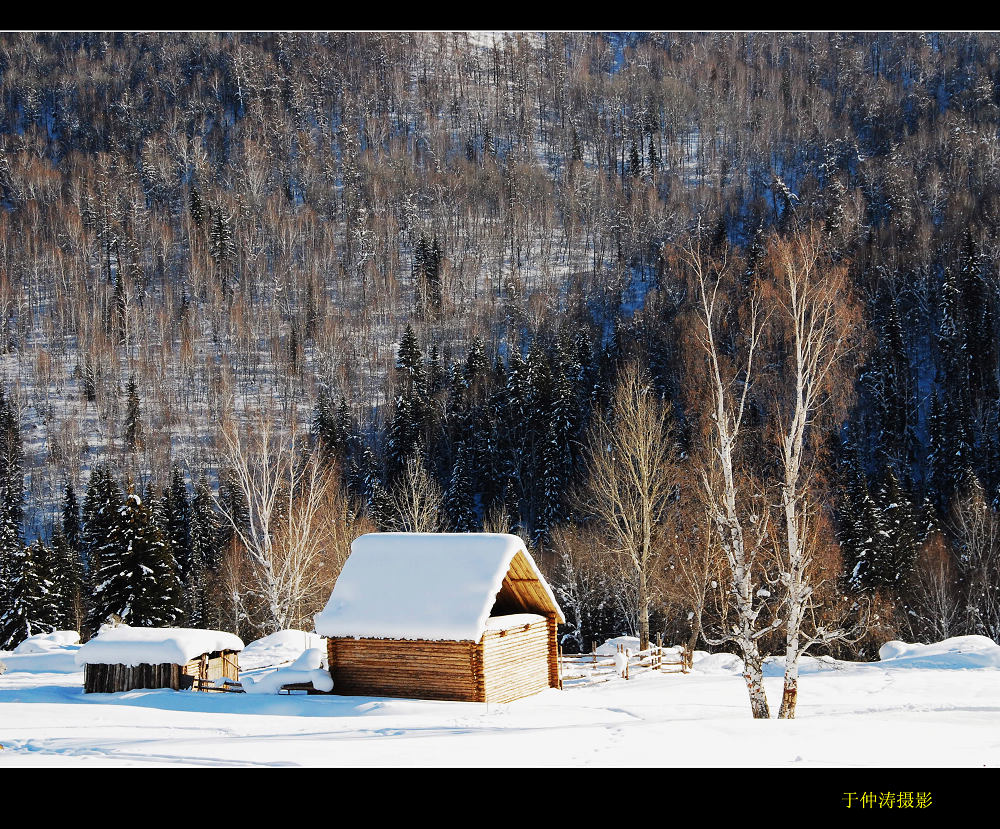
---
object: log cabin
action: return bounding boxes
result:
[76,626,243,693]
[314,533,564,703]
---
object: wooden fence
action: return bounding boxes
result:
[190,677,245,693]
[558,636,692,685]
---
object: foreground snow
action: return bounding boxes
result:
[0,636,997,767]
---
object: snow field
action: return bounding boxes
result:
[0,635,997,767]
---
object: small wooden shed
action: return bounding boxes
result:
[76,626,244,693]
[315,532,565,704]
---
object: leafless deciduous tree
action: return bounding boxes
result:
[908,531,961,642]
[579,360,678,651]
[216,406,351,633]
[765,226,865,719]
[662,498,728,656]
[949,474,1000,641]
[390,453,445,533]
[681,236,775,719]
[548,522,612,653]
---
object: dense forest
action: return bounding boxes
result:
[1,33,999,691]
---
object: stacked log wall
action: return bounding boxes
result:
[328,637,481,701]
[481,619,551,703]
[83,662,182,693]
[82,650,240,693]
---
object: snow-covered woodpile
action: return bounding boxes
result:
[315,533,564,703]
[76,626,243,693]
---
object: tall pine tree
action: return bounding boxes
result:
[87,492,183,630]
[0,539,58,649]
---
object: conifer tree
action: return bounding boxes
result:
[123,375,143,452]
[522,341,555,535]
[386,393,421,484]
[958,230,997,408]
[61,482,82,562]
[217,466,249,553]
[82,464,122,584]
[839,441,882,592]
[537,356,575,545]
[936,267,972,459]
[189,474,221,629]
[0,386,24,620]
[314,392,353,467]
[463,336,489,401]
[49,528,84,631]
[629,140,641,178]
[426,345,446,396]
[0,539,58,649]
[427,238,443,312]
[87,492,183,630]
[872,296,913,465]
[874,468,920,590]
[445,443,477,532]
[395,325,425,395]
[352,444,392,529]
[928,390,968,512]
[189,184,204,228]
[412,235,427,305]
[164,465,197,624]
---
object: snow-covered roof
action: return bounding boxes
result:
[314,533,563,642]
[75,626,244,667]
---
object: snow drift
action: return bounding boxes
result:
[240,630,326,671]
[241,647,334,694]
[877,636,1000,669]
[595,636,641,656]
[13,631,80,654]
[0,632,82,673]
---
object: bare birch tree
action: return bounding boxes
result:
[949,474,1000,641]
[680,236,776,719]
[549,522,612,653]
[766,227,864,718]
[580,360,677,650]
[665,499,728,656]
[390,452,445,533]
[217,406,342,633]
[908,531,961,642]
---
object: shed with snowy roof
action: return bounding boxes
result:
[76,626,244,693]
[314,533,564,703]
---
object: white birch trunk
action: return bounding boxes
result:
[690,240,772,719]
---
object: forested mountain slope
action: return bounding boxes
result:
[1,32,999,655]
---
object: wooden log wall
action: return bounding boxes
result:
[481,619,552,703]
[328,637,481,702]
[83,650,240,693]
[327,618,563,704]
[84,662,181,693]
[546,614,561,690]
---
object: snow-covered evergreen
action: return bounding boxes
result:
[87,492,183,630]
